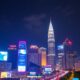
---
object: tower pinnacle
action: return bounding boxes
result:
[49,20,53,31]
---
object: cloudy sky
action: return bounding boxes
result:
[0,0,80,51]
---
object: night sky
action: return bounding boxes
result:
[0,0,80,52]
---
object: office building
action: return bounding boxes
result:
[28,45,39,66]
[8,44,17,70]
[39,47,47,67]
[57,45,64,70]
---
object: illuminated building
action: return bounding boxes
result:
[75,61,80,71]
[57,45,64,70]
[63,38,72,69]
[42,65,52,74]
[8,45,17,50]
[39,47,47,67]
[28,45,39,66]
[8,44,18,69]
[0,51,8,61]
[66,51,77,70]
[0,51,12,71]
[18,41,27,72]
[48,20,55,70]
[63,38,74,70]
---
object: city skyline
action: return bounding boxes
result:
[0,0,80,79]
[0,0,80,53]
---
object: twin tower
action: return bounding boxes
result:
[48,20,55,70]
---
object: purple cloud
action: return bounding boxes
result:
[24,14,46,28]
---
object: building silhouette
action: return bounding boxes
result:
[8,44,17,70]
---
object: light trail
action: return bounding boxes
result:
[40,70,69,80]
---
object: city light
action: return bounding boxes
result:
[0,51,8,61]
[72,78,79,80]
[68,40,72,45]
[8,44,17,50]
[58,45,64,50]
[18,49,26,54]
[1,72,7,78]
[29,72,36,76]
[18,66,26,72]
[18,41,27,72]
[43,65,52,74]
[39,47,47,67]
[44,68,52,72]
[0,15,79,80]
[19,41,26,49]
[30,45,39,49]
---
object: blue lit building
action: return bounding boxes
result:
[18,41,27,72]
[0,51,12,71]
[57,45,64,70]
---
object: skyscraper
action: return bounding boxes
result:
[28,45,39,66]
[48,20,55,70]
[8,44,17,70]
[66,51,77,70]
[57,45,64,70]
[39,47,47,67]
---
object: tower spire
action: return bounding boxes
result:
[49,20,53,31]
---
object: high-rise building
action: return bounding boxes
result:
[63,38,73,70]
[57,45,64,70]
[18,41,27,72]
[66,51,77,70]
[39,47,47,67]
[75,61,80,71]
[0,51,12,71]
[8,44,17,70]
[28,45,39,66]
[48,20,55,70]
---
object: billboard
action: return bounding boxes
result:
[57,45,64,50]
[18,41,27,72]
[18,50,27,72]
[44,68,52,72]
[43,67,52,74]
[19,41,26,49]
[29,72,36,76]
[1,72,11,78]
[8,44,17,50]
[0,51,8,61]
[18,66,26,72]
[18,49,26,54]
[43,65,52,74]
[1,72,7,78]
